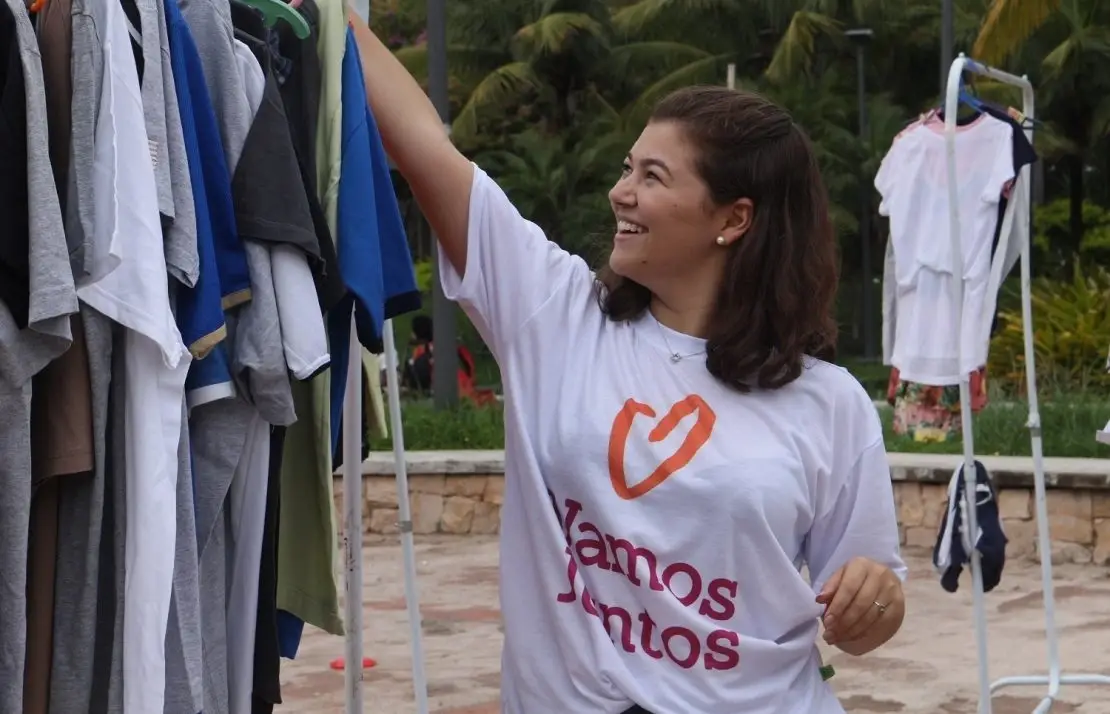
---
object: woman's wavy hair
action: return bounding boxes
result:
[595,85,839,393]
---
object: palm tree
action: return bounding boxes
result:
[973,0,1062,65]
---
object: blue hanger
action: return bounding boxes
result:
[953,72,984,113]
[959,88,985,113]
[934,75,983,120]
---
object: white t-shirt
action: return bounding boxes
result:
[439,166,907,714]
[72,0,190,711]
[875,115,1015,385]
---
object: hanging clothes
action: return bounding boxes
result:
[885,365,988,442]
[0,3,79,712]
[932,459,1007,592]
[274,0,419,661]
[327,23,420,454]
[252,2,336,708]
[876,110,1021,387]
[982,106,1037,284]
[878,107,1038,446]
[23,0,93,708]
[274,0,350,659]
[2,0,422,710]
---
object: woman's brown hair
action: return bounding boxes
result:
[595,85,839,392]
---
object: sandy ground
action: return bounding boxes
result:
[279,535,1110,713]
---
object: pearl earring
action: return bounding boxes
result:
[715,236,727,246]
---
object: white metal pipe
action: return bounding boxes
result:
[944,52,1110,713]
[942,55,993,714]
[343,310,366,714]
[383,319,430,714]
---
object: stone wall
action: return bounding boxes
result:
[336,450,1110,565]
[357,473,504,535]
[896,482,1110,565]
[888,453,1110,565]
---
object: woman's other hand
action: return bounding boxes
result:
[816,556,905,656]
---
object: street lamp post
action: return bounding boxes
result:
[845,27,876,360]
[941,0,954,94]
[427,0,458,407]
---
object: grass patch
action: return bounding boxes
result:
[373,395,1110,458]
[370,399,505,451]
[879,398,1110,458]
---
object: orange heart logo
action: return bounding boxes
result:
[607,395,716,500]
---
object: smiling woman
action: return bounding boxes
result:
[598,87,840,390]
[348,15,906,714]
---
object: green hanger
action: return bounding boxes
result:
[239,0,310,38]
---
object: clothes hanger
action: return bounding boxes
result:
[238,0,310,38]
[933,75,984,122]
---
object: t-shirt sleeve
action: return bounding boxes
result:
[805,436,907,595]
[437,164,590,360]
[873,140,902,218]
[982,132,1016,203]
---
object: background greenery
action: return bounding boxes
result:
[370,395,1110,458]
[370,0,1110,457]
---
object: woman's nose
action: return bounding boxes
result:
[609,178,635,208]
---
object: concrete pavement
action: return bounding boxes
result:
[279,535,1110,713]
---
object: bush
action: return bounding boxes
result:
[988,262,1110,396]
[879,397,1110,459]
[370,399,505,451]
[412,259,434,294]
[372,393,1109,458]
[1033,199,1110,267]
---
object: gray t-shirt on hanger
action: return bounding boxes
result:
[175,6,296,714]
[0,2,78,711]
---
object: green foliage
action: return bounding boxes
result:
[473,127,624,255]
[412,259,434,294]
[988,262,1110,395]
[377,0,1110,372]
[1033,198,1110,265]
[373,393,1109,457]
[878,396,1110,458]
[369,400,506,451]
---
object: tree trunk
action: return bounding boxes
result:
[1068,153,1084,264]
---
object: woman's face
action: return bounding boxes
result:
[607,121,748,289]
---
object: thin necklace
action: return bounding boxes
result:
[654,318,706,363]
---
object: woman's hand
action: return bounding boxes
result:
[815,557,905,656]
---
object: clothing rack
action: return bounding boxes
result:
[340,311,431,714]
[943,53,1110,714]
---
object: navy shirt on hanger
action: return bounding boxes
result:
[981,103,1038,263]
[0,1,30,328]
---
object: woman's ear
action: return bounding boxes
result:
[719,198,754,246]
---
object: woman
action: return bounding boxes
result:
[349,13,906,714]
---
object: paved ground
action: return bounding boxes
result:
[280,536,1110,713]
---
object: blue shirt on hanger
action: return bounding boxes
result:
[327,25,419,456]
[163,0,252,401]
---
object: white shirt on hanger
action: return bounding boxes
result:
[875,114,1015,385]
[72,0,190,711]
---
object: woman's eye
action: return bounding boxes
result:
[620,162,632,175]
[646,171,660,182]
